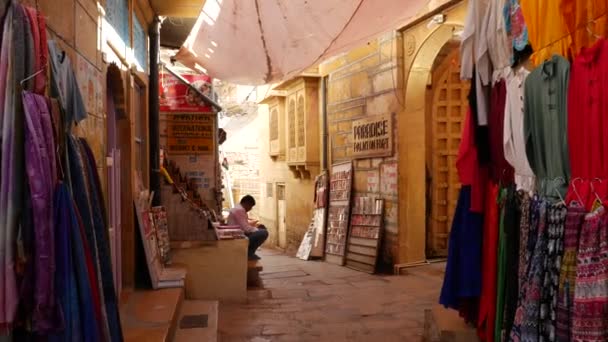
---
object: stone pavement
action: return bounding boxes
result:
[218,249,445,342]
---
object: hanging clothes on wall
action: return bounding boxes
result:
[503,66,535,193]
[0,1,123,339]
[523,55,571,197]
[0,3,27,330]
[440,109,485,324]
[520,0,573,63]
[477,183,500,342]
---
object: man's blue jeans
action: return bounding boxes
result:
[246,228,268,257]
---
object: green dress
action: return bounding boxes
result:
[523,55,571,197]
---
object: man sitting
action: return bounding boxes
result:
[227,195,268,260]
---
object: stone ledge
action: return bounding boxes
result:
[120,287,184,342]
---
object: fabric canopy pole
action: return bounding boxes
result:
[174,0,430,85]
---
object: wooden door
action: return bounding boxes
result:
[277,184,287,249]
[427,48,470,257]
[107,75,122,295]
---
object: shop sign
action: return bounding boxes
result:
[352,114,393,159]
[166,114,215,154]
[160,71,213,113]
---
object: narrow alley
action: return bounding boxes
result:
[217,249,445,342]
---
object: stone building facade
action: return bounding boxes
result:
[257,0,469,266]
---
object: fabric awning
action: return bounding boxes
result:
[174,0,430,85]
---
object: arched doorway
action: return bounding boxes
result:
[397,19,467,264]
[425,43,470,257]
[106,64,127,294]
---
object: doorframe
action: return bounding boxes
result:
[275,183,286,249]
[397,20,466,264]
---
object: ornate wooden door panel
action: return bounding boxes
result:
[427,48,470,257]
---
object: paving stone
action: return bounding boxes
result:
[218,249,444,341]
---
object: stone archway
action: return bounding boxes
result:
[397,21,465,265]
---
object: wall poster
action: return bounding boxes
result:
[325,162,353,265]
[352,114,393,159]
[380,162,398,196]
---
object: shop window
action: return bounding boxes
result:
[106,0,130,49]
[297,94,305,147]
[270,108,279,141]
[264,95,286,158]
[288,99,296,148]
[133,14,147,71]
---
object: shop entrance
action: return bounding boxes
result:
[106,64,124,294]
[425,43,470,257]
[276,183,287,249]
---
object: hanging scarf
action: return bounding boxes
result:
[0,3,27,329]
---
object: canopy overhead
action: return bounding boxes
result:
[174,0,430,85]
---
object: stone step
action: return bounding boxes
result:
[121,287,185,342]
[172,300,219,342]
[423,305,479,342]
[247,260,263,288]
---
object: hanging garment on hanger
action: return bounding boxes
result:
[22,91,61,333]
[47,40,87,132]
[477,183,500,342]
[520,0,572,64]
[555,202,586,342]
[561,0,608,57]
[540,201,567,341]
[504,66,536,193]
[488,78,514,184]
[439,186,484,314]
[494,186,509,342]
[524,55,571,198]
[23,6,46,95]
[468,73,491,164]
[510,197,548,341]
[47,183,77,342]
[0,3,26,329]
[487,0,513,71]
[572,206,608,341]
[456,108,488,213]
[499,188,523,340]
[503,0,533,67]
[79,139,123,342]
[461,0,492,126]
[567,38,608,179]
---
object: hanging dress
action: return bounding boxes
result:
[572,206,608,341]
[555,203,585,342]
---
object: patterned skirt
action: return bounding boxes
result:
[572,207,608,342]
[540,203,567,342]
[510,198,548,342]
[555,204,586,342]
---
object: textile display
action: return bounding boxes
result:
[0,1,123,340]
[441,1,608,341]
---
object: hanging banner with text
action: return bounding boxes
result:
[166,114,215,154]
[352,114,393,159]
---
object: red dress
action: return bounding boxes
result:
[477,183,500,342]
[457,108,488,213]
[566,38,608,209]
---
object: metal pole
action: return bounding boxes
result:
[149,17,161,206]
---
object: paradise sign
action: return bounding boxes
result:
[352,114,393,159]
